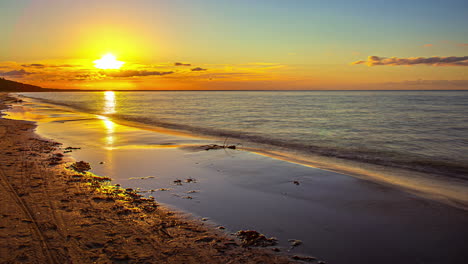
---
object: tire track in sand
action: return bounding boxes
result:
[0,135,60,264]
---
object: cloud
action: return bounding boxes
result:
[423,44,433,47]
[70,73,100,81]
[103,70,174,78]
[352,56,468,66]
[21,63,46,68]
[174,62,191,66]
[440,41,468,47]
[19,63,78,68]
[0,69,34,76]
[48,64,79,68]
[191,67,207,71]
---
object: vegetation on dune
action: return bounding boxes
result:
[0,77,48,92]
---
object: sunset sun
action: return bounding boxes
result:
[1,1,468,263]
[93,53,124,69]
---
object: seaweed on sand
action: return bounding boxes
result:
[235,230,278,247]
[70,161,91,173]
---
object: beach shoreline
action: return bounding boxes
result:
[2,92,468,264]
[0,93,296,263]
[15,92,468,211]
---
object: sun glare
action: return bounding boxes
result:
[104,91,116,114]
[94,53,125,69]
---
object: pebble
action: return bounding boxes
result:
[288,239,303,247]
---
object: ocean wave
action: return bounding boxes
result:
[20,93,468,181]
[117,114,468,179]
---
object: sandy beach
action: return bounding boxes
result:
[2,93,468,264]
[0,93,296,263]
[2,0,468,263]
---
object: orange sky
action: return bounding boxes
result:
[1,0,467,90]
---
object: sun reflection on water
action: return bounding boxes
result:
[103,118,115,146]
[97,115,116,149]
[102,91,117,148]
[104,91,116,114]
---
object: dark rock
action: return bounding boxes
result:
[195,237,215,243]
[288,239,303,247]
[65,146,81,150]
[235,230,278,247]
[173,179,182,185]
[292,255,317,262]
[70,161,91,173]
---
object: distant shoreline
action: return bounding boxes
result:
[2,77,468,92]
[16,89,468,92]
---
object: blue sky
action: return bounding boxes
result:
[0,0,467,89]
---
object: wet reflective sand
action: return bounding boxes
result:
[5,98,468,264]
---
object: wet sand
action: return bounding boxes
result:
[0,93,294,264]
[2,93,468,263]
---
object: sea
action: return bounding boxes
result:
[19,90,468,180]
[11,90,468,263]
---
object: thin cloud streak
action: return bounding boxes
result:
[21,63,46,68]
[352,56,468,66]
[0,69,34,76]
[174,62,191,66]
[191,67,207,71]
[103,70,174,78]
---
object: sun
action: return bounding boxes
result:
[94,53,125,69]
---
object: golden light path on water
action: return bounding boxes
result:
[102,118,115,147]
[101,91,116,148]
[104,91,116,114]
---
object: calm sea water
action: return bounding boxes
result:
[20,91,468,179]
